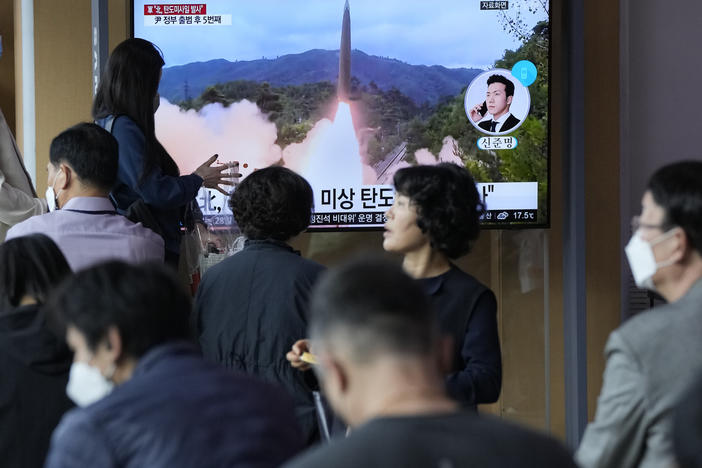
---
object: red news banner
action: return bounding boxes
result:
[144,4,206,15]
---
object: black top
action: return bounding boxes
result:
[419,265,501,407]
[96,115,203,255]
[283,411,577,468]
[195,239,325,444]
[0,304,74,468]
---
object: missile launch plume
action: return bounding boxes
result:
[338,0,351,101]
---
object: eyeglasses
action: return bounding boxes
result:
[630,216,665,233]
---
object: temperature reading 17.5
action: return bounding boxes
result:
[514,211,535,220]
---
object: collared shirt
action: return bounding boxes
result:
[6,197,164,271]
[490,112,513,132]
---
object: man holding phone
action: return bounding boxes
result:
[469,74,520,134]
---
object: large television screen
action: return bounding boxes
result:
[133,0,550,230]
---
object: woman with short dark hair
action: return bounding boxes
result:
[287,163,501,409]
[383,163,501,408]
[93,38,235,266]
[0,234,74,467]
[196,165,325,445]
[229,165,314,241]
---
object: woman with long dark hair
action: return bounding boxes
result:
[93,38,235,265]
[0,234,74,467]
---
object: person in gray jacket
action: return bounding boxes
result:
[576,160,702,468]
[0,108,45,241]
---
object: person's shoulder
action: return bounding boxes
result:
[444,265,491,294]
[297,254,326,274]
[109,115,145,144]
[116,216,164,246]
[111,115,139,131]
[478,120,491,130]
[474,414,575,462]
[285,414,576,468]
[52,406,101,443]
[200,251,241,280]
[615,293,696,347]
[282,431,369,468]
[253,241,325,274]
[6,212,52,239]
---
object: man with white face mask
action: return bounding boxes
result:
[576,161,702,468]
[44,261,304,468]
[5,123,163,270]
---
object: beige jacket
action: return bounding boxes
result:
[0,107,45,241]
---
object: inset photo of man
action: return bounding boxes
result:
[465,69,531,135]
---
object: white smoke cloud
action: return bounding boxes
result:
[413,135,464,166]
[437,136,464,165]
[414,148,437,165]
[156,98,376,186]
[155,99,282,177]
[282,117,333,175]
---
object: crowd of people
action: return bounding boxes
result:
[1,37,701,468]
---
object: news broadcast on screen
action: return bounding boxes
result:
[133,0,550,230]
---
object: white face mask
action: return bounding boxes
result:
[45,186,58,212]
[66,361,114,407]
[625,229,678,290]
[45,169,62,212]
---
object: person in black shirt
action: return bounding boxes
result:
[283,258,575,468]
[288,163,500,409]
[0,234,74,468]
[196,166,325,445]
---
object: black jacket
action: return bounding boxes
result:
[195,239,325,445]
[45,343,303,468]
[0,304,74,468]
[478,114,520,133]
[419,265,502,408]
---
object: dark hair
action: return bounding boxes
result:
[647,160,702,255]
[0,234,71,311]
[309,258,435,362]
[49,123,118,191]
[230,166,313,241]
[92,38,179,182]
[47,261,191,358]
[393,163,484,258]
[486,74,515,98]
[673,374,702,468]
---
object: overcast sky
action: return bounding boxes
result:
[134,0,547,69]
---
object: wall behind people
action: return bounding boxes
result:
[584,0,622,423]
[621,0,702,317]
[10,0,129,194]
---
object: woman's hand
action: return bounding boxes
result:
[193,155,241,195]
[286,339,312,371]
